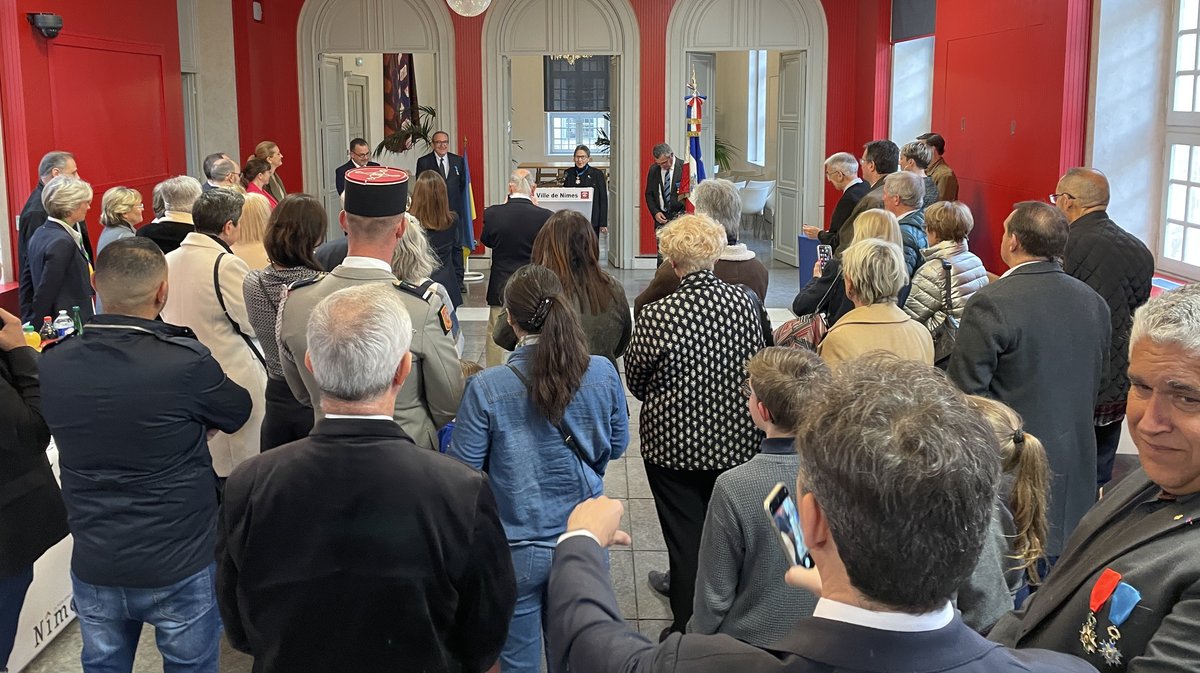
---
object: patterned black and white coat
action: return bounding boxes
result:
[626,269,765,471]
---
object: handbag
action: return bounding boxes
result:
[214,253,268,370]
[773,272,836,351]
[931,259,959,369]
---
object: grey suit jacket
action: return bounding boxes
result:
[948,261,1110,555]
[276,265,464,450]
[547,536,1096,673]
[989,469,1200,672]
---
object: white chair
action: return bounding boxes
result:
[746,180,777,239]
[747,179,776,192]
[733,180,748,189]
[738,185,771,239]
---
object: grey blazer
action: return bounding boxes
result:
[948,261,1110,555]
[989,469,1200,672]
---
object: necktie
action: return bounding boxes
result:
[439,156,447,178]
[662,170,672,204]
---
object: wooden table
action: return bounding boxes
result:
[517,161,609,185]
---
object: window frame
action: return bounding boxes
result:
[746,50,768,166]
[1161,0,1200,279]
[545,111,609,157]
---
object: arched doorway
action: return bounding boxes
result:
[483,0,641,268]
[666,0,828,266]
[298,0,458,237]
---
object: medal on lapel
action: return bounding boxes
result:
[1097,581,1142,667]
[1081,568,1121,655]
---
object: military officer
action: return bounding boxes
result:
[277,166,464,449]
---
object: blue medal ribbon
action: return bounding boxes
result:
[1108,582,1141,627]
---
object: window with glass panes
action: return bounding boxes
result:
[544,57,610,155]
[1164,0,1200,276]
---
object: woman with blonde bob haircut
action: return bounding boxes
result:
[97,186,143,255]
[231,192,272,269]
[791,208,903,326]
[625,212,767,636]
[903,200,989,334]
[27,175,96,321]
[818,238,933,366]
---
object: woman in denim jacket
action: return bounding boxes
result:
[449,264,628,673]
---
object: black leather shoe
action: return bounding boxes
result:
[648,569,670,596]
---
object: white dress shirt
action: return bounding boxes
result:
[813,597,954,632]
[339,256,394,273]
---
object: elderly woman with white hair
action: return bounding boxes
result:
[625,213,766,638]
[634,178,768,318]
[818,238,934,367]
[26,175,95,323]
[392,213,463,355]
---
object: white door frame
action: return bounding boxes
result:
[665,0,828,266]
[297,0,457,198]
[482,0,641,268]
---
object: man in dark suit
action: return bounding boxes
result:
[802,152,870,251]
[835,140,899,255]
[201,152,236,193]
[136,176,202,255]
[644,143,687,264]
[545,354,1095,673]
[334,137,381,195]
[949,201,1111,561]
[480,168,552,366]
[990,283,1200,671]
[17,151,92,322]
[1054,168,1155,488]
[416,131,469,290]
[218,283,516,673]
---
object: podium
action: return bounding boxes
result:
[534,187,595,221]
[797,235,819,288]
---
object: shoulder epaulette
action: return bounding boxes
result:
[395,279,436,303]
[285,273,327,294]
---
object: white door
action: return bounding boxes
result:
[774,51,806,266]
[606,55,625,268]
[685,52,716,178]
[346,74,369,142]
[318,55,348,238]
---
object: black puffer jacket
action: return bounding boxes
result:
[1062,211,1155,407]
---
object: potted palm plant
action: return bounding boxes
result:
[374,105,439,156]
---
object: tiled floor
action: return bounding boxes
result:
[22,239,800,672]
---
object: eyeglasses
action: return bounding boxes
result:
[351,151,371,160]
[1048,192,1075,205]
[433,139,450,146]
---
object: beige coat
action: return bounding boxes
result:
[162,232,267,475]
[818,302,934,367]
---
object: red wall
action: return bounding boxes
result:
[931,0,1091,271]
[0,0,186,312]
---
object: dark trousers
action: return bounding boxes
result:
[1096,420,1123,488]
[261,376,315,451]
[644,461,724,633]
[0,565,34,671]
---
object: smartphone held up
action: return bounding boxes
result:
[764,482,814,569]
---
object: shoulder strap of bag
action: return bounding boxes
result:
[814,270,839,316]
[214,252,267,369]
[940,259,953,314]
[505,363,598,473]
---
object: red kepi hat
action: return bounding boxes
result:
[343,166,409,217]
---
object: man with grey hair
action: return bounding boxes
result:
[950,201,1110,565]
[882,171,928,277]
[17,150,89,321]
[1054,167,1155,488]
[802,152,869,250]
[837,140,899,255]
[990,283,1200,671]
[481,168,553,365]
[645,143,687,264]
[544,354,1093,673]
[136,175,204,254]
[201,152,234,192]
[634,179,769,319]
[218,283,516,673]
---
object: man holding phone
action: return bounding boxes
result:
[688,348,827,648]
[544,354,1096,673]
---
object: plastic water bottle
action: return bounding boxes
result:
[52,310,74,338]
[39,316,56,344]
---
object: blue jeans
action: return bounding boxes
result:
[0,565,34,671]
[71,563,220,673]
[501,545,556,673]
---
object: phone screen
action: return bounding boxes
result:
[816,245,833,269]
[763,482,814,568]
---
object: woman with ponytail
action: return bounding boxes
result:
[448,264,628,673]
[961,395,1051,629]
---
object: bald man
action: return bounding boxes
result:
[1054,168,1155,488]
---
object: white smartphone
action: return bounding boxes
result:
[816,244,833,270]
[763,482,814,568]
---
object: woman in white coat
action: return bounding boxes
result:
[160,187,267,476]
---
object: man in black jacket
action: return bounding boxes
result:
[481,168,552,365]
[334,137,381,195]
[644,143,687,265]
[218,283,515,673]
[39,238,251,672]
[1054,168,1155,488]
[546,355,1094,673]
[17,151,92,321]
[803,152,870,251]
[0,306,68,672]
[416,131,470,291]
[836,140,899,255]
[136,175,203,254]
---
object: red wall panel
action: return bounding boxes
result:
[629,0,679,255]
[932,0,1091,271]
[449,12,486,249]
[1,0,186,294]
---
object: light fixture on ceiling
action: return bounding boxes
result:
[551,54,587,65]
[446,0,491,17]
